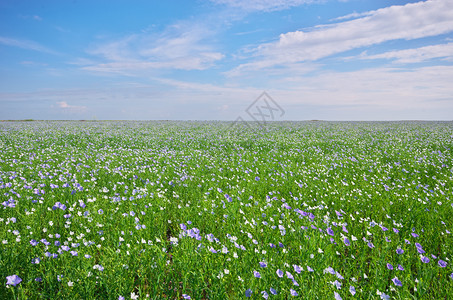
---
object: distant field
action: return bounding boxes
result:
[1,121,452,299]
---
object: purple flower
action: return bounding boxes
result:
[393,228,399,233]
[270,288,277,295]
[421,256,430,263]
[327,227,334,236]
[367,242,375,248]
[276,269,283,277]
[438,260,448,268]
[398,264,404,271]
[349,286,356,296]
[333,280,342,289]
[70,251,78,256]
[180,223,187,231]
[61,246,70,251]
[245,289,252,297]
[386,263,393,270]
[392,277,402,287]
[261,291,269,299]
[6,275,22,286]
[293,264,302,274]
[396,248,404,254]
[35,277,42,282]
[31,257,41,264]
[343,238,350,246]
[334,292,342,300]
[307,266,314,272]
[182,294,191,299]
[411,233,419,238]
[290,289,298,296]
[253,270,261,278]
[405,239,410,244]
[30,239,38,246]
[259,261,267,268]
[286,271,294,280]
[118,297,125,300]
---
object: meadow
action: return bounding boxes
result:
[0,120,452,299]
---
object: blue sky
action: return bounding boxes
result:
[1,0,452,120]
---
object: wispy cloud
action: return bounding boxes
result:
[229,0,453,74]
[56,101,87,113]
[19,15,42,21]
[330,11,373,21]
[0,36,58,54]
[359,42,453,63]
[210,0,320,12]
[84,22,224,73]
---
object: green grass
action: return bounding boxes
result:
[0,120,452,299]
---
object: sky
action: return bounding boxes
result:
[1,0,453,121]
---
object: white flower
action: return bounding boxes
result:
[68,281,74,287]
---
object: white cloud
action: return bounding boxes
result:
[330,11,373,21]
[56,101,87,113]
[359,42,453,63]
[210,0,320,12]
[0,36,58,54]
[84,23,224,73]
[230,0,453,74]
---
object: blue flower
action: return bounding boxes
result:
[253,270,261,278]
[334,291,342,300]
[438,260,447,268]
[290,289,298,296]
[286,271,294,280]
[392,277,402,287]
[245,289,253,297]
[6,275,22,286]
[276,269,283,277]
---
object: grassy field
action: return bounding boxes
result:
[1,121,452,299]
